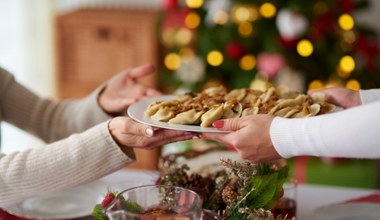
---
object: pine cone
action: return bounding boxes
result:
[221,185,238,204]
[180,173,203,188]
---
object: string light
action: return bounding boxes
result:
[259,3,276,18]
[185,12,201,29]
[339,55,355,73]
[238,21,253,37]
[164,53,181,70]
[338,14,354,31]
[175,28,192,46]
[308,80,324,90]
[186,0,203,8]
[346,79,361,90]
[297,39,314,57]
[161,28,176,47]
[239,54,256,71]
[207,50,224,66]
[337,66,351,78]
[213,11,229,25]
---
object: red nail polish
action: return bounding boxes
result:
[200,134,206,139]
[212,120,224,128]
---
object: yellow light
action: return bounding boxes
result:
[161,28,176,47]
[346,79,361,91]
[164,53,181,70]
[308,80,324,90]
[339,55,355,73]
[337,66,351,78]
[239,54,256,71]
[175,28,192,46]
[185,12,200,29]
[248,6,259,22]
[213,11,229,25]
[259,3,276,18]
[186,0,203,8]
[338,14,355,31]
[238,21,253,37]
[297,39,314,57]
[235,6,250,22]
[207,50,223,66]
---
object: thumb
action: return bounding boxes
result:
[212,118,243,131]
[128,64,156,80]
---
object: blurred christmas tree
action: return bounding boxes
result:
[157,0,380,94]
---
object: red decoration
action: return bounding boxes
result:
[278,36,298,49]
[311,11,334,40]
[355,35,380,71]
[162,0,178,10]
[225,42,246,60]
[339,0,355,13]
[257,52,285,79]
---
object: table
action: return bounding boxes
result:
[1,168,380,219]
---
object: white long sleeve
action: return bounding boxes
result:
[270,100,380,159]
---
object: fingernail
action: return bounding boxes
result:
[212,120,224,128]
[145,127,154,137]
[227,145,236,151]
[200,134,206,139]
[192,136,199,139]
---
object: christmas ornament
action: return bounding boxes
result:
[175,56,205,84]
[257,53,285,79]
[225,42,246,60]
[276,9,308,40]
[204,0,231,26]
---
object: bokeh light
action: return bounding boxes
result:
[239,54,256,71]
[238,21,253,37]
[207,50,224,66]
[186,0,203,8]
[164,53,181,70]
[346,79,361,90]
[175,28,192,46]
[308,80,324,90]
[297,39,314,57]
[185,12,201,29]
[339,55,355,73]
[213,11,229,25]
[259,3,276,18]
[338,14,355,31]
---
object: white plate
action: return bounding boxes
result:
[127,95,230,133]
[302,203,380,220]
[4,180,108,219]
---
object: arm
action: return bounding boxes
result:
[0,65,160,142]
[271,100,380,159]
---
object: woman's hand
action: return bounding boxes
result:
[108,117,194,150]
[201,115,281,163]
[308,87,361,109]
[98,64,161,114]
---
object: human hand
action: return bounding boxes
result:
[108,117,194,150]
[200,115,281,163]
[308,87,361,109]
[99,64,161,114]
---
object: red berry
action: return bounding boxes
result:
[101,192,115,208]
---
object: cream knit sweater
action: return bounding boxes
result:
[0,67,135,206]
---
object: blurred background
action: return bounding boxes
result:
[0,0,379,188]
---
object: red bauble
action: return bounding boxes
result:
[162,0,177,10]
[225,42,246,60]
[278,36,298,49]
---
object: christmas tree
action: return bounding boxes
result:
[157,0,380,93]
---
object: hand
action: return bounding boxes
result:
[201,115,281,163]
[308,87,361,109]
[108,117,194,150]
[99,64,161,114]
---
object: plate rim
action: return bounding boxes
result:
[3,180,108,219]
[127,95,230,133]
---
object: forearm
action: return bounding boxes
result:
[270,101,380,158]
[0,122,135,207]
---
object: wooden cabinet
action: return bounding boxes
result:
[55,8,161,170]
[55,8,159,99]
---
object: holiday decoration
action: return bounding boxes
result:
[157,0,380,94]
